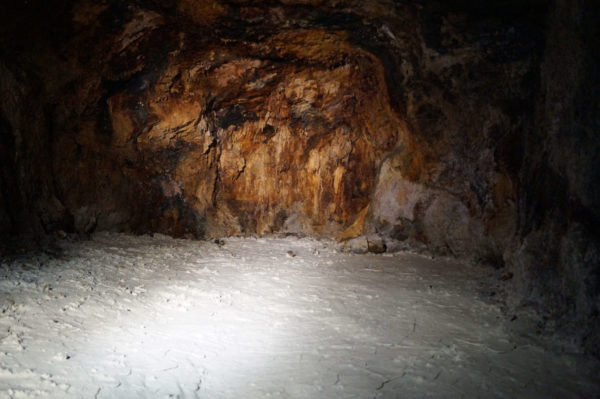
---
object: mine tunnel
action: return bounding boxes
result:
[1,0,599,397]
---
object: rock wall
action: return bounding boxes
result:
[0,0,597,354]
[0,0,540,245]
[3,0,416,238]
[366,0,545,263]
[508,0,600,355]
[0,59,71,239]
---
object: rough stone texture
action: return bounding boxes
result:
[507,0,600,355]
[0,0,598,355]
[0,0,537,246]
[2,1,411,238]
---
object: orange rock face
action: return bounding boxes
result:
[101,25,407,236]
[0,0,532,249]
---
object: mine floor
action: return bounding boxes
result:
[1,233,598,398]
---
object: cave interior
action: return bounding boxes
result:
[0,0,599,396]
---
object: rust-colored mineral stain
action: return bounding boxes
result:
[99,25,403,236]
